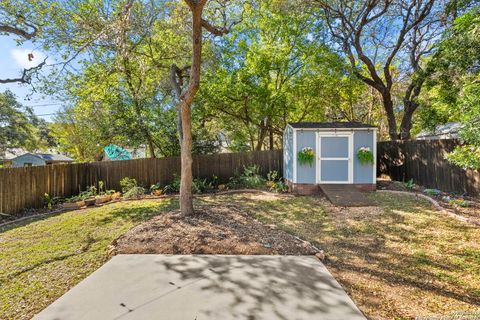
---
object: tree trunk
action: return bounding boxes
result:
[382,91,398,140]
[255,126,267,151]
[179,99,194,215]
[399,110,414,140]
[269,129,274,150]
[146,136,156,158]
[178,0,206,216]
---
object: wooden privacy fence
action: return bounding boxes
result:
[0,149,282,215]
[377,139,480,197]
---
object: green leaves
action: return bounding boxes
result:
[0,91,41,153]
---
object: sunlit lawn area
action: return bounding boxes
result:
[209,193,480,320]
[0,199,175,320]
[1,193,479,320]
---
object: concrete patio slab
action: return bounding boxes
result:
[34,255,366,320]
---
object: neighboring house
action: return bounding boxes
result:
[283,122,377,194]
[0,148,28,167]
[11,153,74,167]
[416,122,462,140]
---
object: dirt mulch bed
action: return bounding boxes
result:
[111,204,318,255]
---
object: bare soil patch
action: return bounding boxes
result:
[111,204,318,255]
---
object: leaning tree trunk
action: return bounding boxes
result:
[381,91,398,141]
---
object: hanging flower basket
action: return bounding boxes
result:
[357,146,374,165]
[298,147,315,167]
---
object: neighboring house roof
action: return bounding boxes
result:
[33,153,74,162]
[288,121,376,129]
[103,144,133,161]
[13,153,73,162]
[416,122,462,140]
[0,148,28,160]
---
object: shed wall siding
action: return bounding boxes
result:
[283,127,294,181]
[296,131,316,184]
[353,130,375,183]
[12,154,45,167]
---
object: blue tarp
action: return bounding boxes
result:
[104,144,132,161]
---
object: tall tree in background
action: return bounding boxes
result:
[197,1,370,151]
[0,91,40,153]
[318,0,446,140]
[423,6,480,168]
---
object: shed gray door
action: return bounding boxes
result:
[318,134,352,183]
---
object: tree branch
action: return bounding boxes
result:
[0,24,38,40]
[0,58,46,84]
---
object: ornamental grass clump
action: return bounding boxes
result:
[357,147,374,165]
[298,147,315,167]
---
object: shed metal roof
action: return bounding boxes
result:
[288,121,376,129]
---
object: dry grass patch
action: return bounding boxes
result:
[208,193,480,320]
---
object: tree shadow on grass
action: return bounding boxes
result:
[0,233,96,286]
[210,193,480,317]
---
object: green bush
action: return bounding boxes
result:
[163,175,181,194]
[150,183,162,193]
[192,178,212,194]
[228,165,266,189]
[163,175,218,194]
[120,177,138,194]
[43,193,61,209]
[123,186,146,198]
[404,178,414,190]
[266,170,289,193]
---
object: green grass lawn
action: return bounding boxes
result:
[1,193,479,320]
[0,199,175,320]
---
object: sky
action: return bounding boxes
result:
[0,37,63,122]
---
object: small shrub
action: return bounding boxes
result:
[44,193,61,209]
[267,170,279,182]
[449,199,470,208]
[123,186,146,199]
[163,175,181,194]
[404,178,414,190]
[228,165,266,189]
[120,177,138,194]
[86,185,97,196]
[98,181,105,194]
[424,188,441,196]
[266,170,289,193]
[192,178,208,193]
[150,183,162,192]
[150,183,163,196]
[270,180,289,193]
[163,175,217,194]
